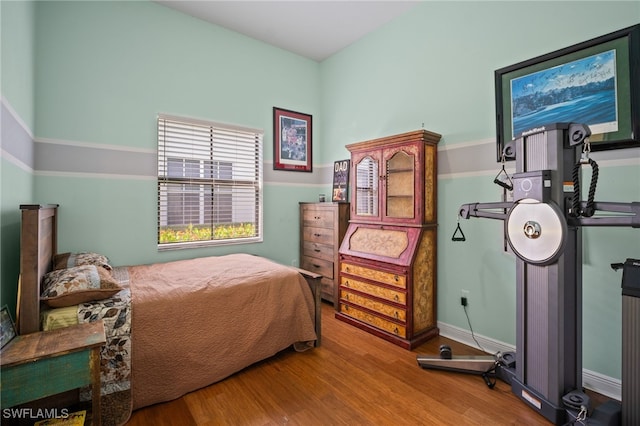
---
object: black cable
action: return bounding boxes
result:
[463,304,486,353]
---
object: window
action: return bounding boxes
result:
[157,114,263,249]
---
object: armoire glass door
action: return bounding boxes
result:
[385,150,414,219]
[355,156,379,217]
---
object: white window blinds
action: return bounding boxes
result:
[157,114,263,249]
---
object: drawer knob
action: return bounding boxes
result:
[393,327,399,335]
[313,264,320,269]
[394,275,399,281]
[344,280,350,287]
[314,233,321,237]
[394,295,399,302]
[394,311,399,319]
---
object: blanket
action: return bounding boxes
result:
[77,267,132,426]
[128,253,317,410]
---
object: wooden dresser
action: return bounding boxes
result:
[299,202,350,306]
[337,129,440,349]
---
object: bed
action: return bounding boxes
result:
[16,204,321,425]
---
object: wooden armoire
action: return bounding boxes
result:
[336,129,441,349]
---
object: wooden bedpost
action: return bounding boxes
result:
[18,204,58,335]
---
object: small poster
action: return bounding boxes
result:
[332,160,350,202]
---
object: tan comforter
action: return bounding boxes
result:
[128,253,317,409]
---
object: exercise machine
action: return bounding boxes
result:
[612,258,640,425]
[417,123,640,425]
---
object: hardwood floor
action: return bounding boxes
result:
[126,302,603,425]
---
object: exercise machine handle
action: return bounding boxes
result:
[569,201,640,228]
[459,202,512,221]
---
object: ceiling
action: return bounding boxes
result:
[155,1,420,62]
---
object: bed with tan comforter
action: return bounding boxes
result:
[21,205,318,426]
[128,253,317,409]
[42,253,317,424]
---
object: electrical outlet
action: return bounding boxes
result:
[460,289,469,307]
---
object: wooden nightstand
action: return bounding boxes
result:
[1,321,106,424]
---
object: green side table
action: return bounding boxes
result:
[1,321,106,424]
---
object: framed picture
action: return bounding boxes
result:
[332,159,350,202]
[1,305,16,349]
[273,107,312,172]
[495,24,640,161]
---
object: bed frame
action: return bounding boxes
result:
[17,204,58,335]
[17,204,322,344]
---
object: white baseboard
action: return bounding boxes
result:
[582,369,622,401]
[437,321,621,401]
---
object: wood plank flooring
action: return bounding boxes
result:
[126,302,605,425]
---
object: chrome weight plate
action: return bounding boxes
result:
[506,198,566,264]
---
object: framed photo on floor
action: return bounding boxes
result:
[1,305,16,349]
[273,107,312,172]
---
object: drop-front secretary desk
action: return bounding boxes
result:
[336,129,441,349]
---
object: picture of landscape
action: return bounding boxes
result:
[510,49,619,137]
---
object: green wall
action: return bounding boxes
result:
[31,0,321,268]
[1,0,36,316]
[1,0,639,390]
[1,0,36,130]
[320,1,640,382]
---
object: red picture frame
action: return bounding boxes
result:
[273,107,312,172]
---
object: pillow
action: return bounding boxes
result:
[41,265,121,308]
[53,252,113,271]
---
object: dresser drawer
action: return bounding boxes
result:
[340,289,406,321]
[301,256,334,279]
[339,303,406,338]
[301,207,335,228]
[341,262,406,289]
[303,226,334,245]
[340,276,406,305]
[302,241,334,262]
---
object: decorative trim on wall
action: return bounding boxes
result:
[1,96,33,139]
[4,93,637,185]
[1,99,34,172]
[437,320,622,401]
[36,136,155,153]
[35,139,157,177]
[0,148,33,174]
[34,170,155,181]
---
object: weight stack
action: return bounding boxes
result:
[621,258,640,426]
